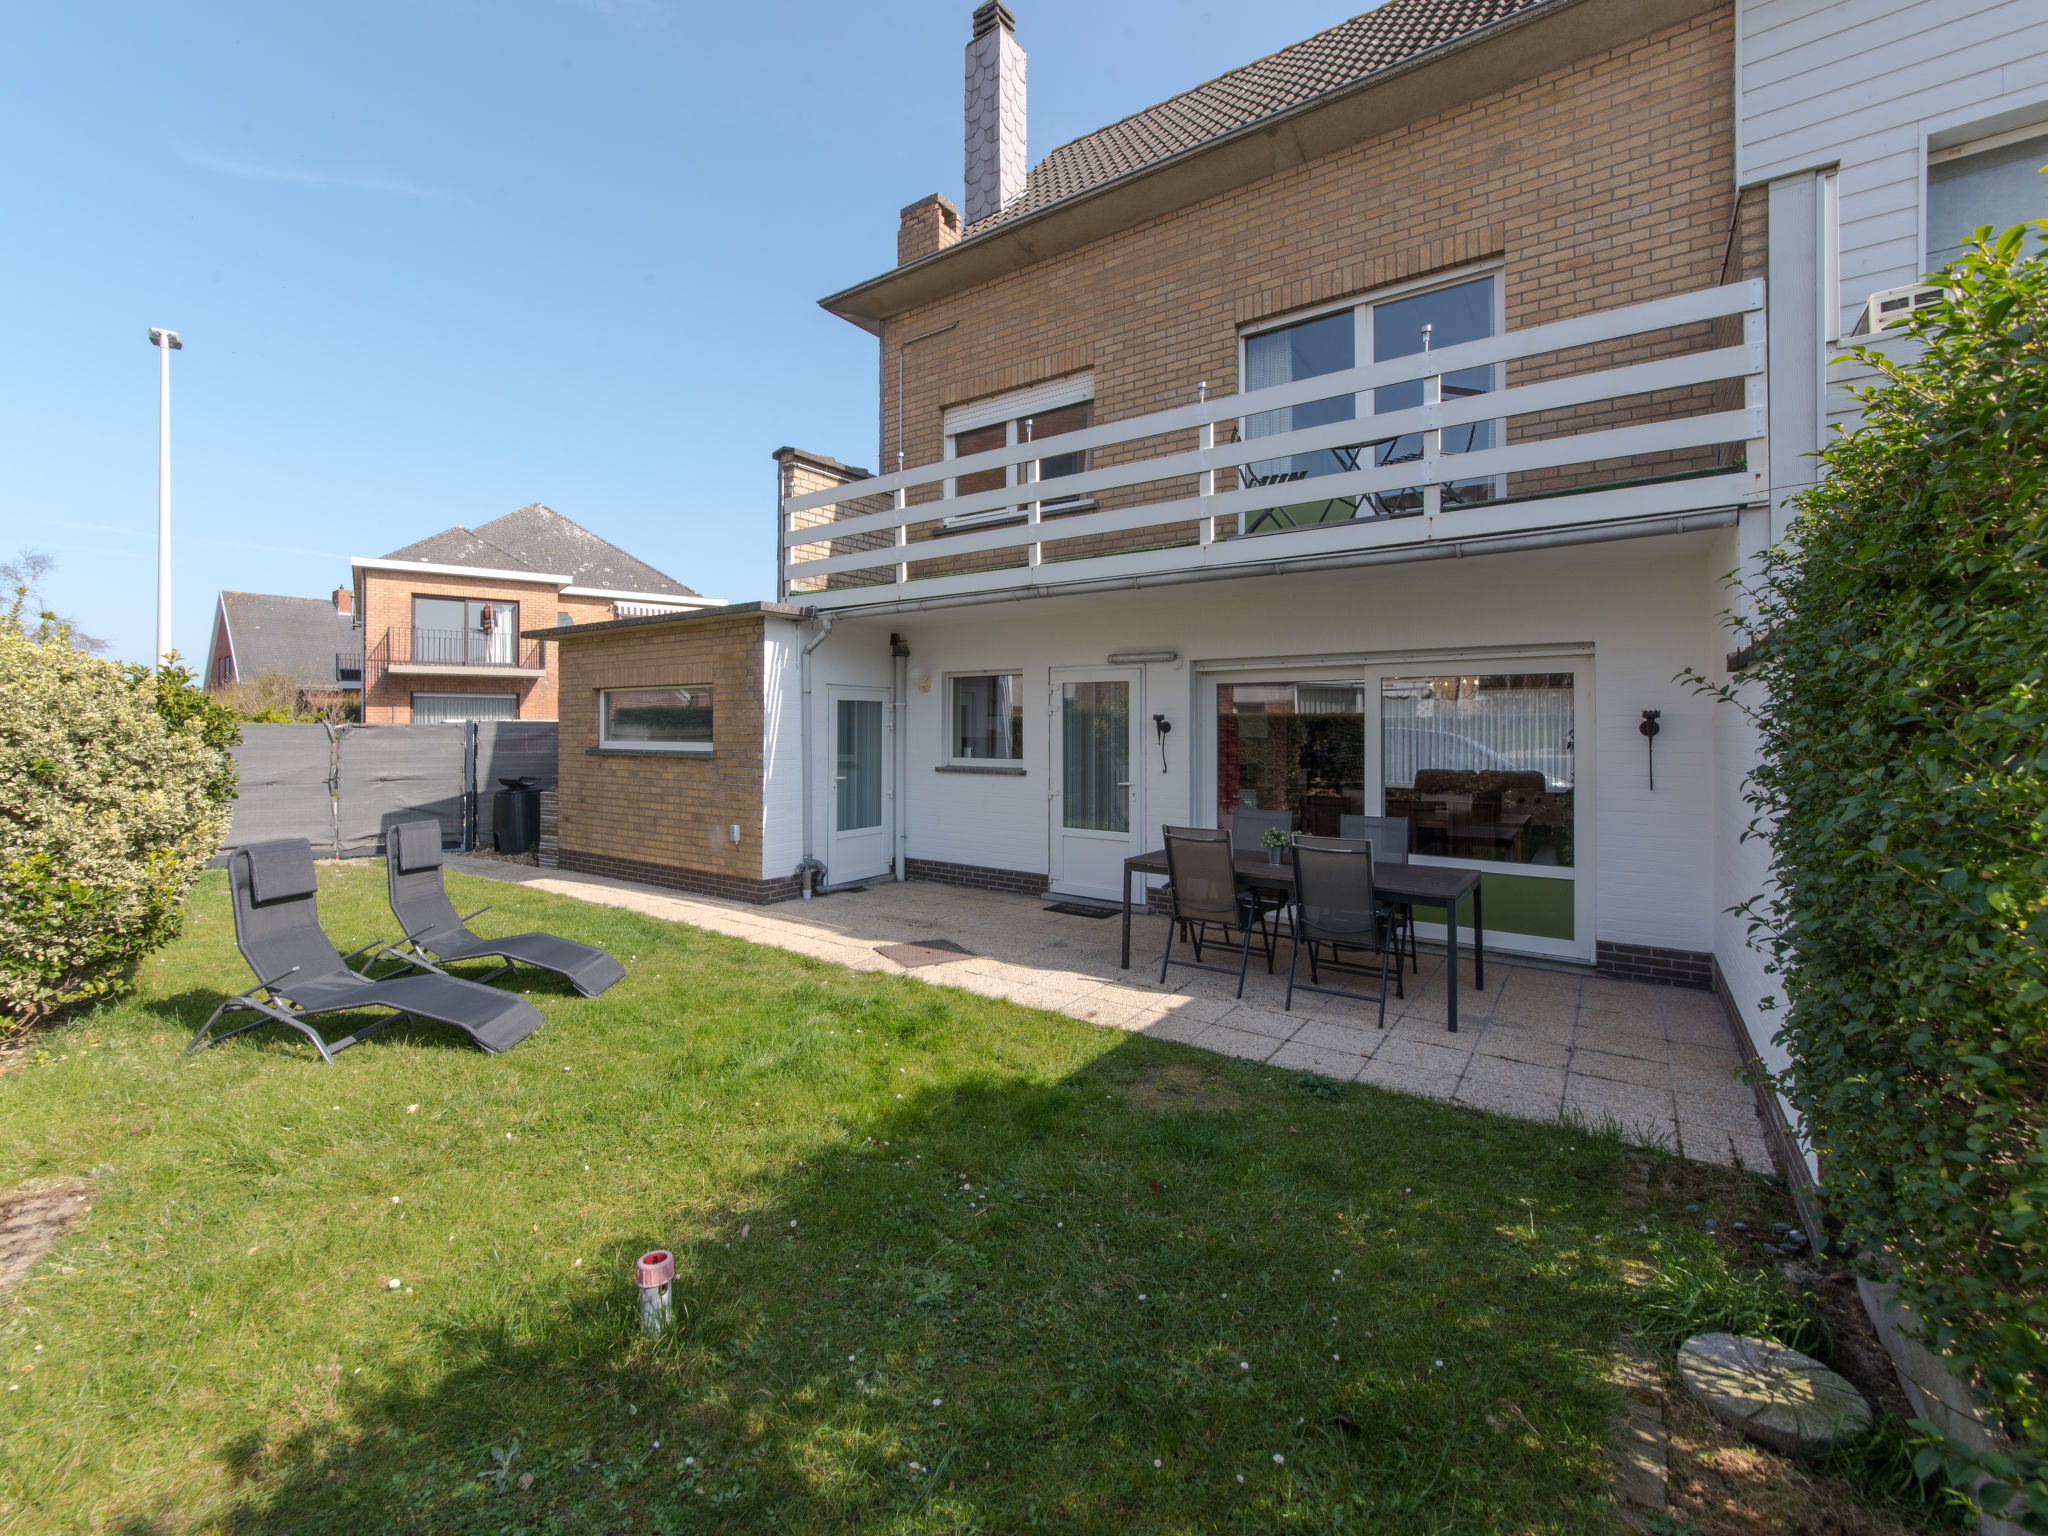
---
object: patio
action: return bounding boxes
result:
[448,857,1776,1171]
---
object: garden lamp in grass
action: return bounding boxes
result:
[637,1250,674,1336]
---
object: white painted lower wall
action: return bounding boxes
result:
[787,529,1748,967]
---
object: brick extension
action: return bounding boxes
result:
[1596,940,1714,992]
[552,609,779,893]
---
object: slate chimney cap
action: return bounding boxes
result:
[972,1,1015,38]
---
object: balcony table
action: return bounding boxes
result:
[1119,848,1485,1031]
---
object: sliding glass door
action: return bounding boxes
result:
[1210,659,1588,958]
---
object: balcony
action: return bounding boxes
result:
[781,281,1766,610]
[372,626,546,679]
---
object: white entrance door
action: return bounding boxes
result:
[828,686,892,885]
[1049,667,1142,900]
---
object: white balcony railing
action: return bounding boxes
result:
[780,280,1766,609]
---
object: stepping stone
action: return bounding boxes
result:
[1677,1332,1871,1456]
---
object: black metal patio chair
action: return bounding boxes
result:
[1284,835,1395,1025]
[1159,825,1282,998]
[383,820,625,997]
[1340,812,1418,987]
[186,838,544,1062]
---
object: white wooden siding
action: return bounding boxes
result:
[1739,0,2048,389]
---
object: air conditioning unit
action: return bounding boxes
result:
[1849,283,1945,337]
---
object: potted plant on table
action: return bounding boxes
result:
[1259,825,1295,866]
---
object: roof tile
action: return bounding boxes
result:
[966,0,1546,235]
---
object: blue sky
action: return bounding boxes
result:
[3,0,1367,667]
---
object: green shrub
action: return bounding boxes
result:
[1710,221,2048,1527]
[0,606,238,1032]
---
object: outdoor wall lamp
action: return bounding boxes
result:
[908,666,932,692]
[1639,709,1662,790]
[1152,713,1172,773]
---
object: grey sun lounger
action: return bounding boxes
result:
[186,838,544,1062]
[384,820,626,998]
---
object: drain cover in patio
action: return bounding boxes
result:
[875,939,974,968]
[1043,902,1117,919]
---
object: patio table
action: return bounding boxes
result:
[1119,848,1485,1030]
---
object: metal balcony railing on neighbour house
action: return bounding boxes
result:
[335,651,364,684]
[780,280,1768,609]
[369,626,545,674]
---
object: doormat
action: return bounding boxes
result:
[875,938,974,968]
[1044,902,1118,919]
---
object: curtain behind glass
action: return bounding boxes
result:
[1243,311,1356,484]
[1061,681,1129,832]
[1380,673,1573,865]
[835,698,883,830]
[1928,134,2048,267]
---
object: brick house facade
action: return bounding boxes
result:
[351,503,718,723]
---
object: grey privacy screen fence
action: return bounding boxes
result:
[219,721,558,858]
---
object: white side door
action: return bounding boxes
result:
[1048,666,1142,900]
[827,685,893,885]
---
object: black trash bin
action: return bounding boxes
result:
[493,777,544,856]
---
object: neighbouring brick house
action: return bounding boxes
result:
[351,503,721,723]
[203,588,363,711]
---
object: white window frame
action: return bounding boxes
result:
[942,669,1027,766]
[410,692,518,724]
[598,684,715,755]
[1234,264,1507,535]
[1194,646,1593,962]
[1923,111,2048,270]
[941,374,1097,529]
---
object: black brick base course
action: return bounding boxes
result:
[559,848,804,906]
[1595,939,1713,991]
[904,857,1048,898]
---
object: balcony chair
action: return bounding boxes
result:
[187,839,544,1063]
[383,819,626,997]
[1159,826,1282,998]
[1284,835,1395,1025]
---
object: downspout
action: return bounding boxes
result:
[891,632,910,880]
[797,608,836,897]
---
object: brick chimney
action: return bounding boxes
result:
[898,193,961,265]
[963,1,1025,226]
[332,585,352,615]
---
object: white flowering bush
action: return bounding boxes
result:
[0,610,237,1031]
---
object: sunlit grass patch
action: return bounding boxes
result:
[2,861,1640,1533]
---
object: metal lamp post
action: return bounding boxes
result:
[148,327,182,671]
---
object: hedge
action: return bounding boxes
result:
[1716,221,2048,1526]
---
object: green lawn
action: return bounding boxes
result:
[1,861,1641,1534]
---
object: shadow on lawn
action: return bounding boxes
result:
[202,1040,1628,1535]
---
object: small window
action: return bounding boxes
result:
[1928,128,2048,268]
[412,692,517,724]
[949,673,1023,762]
[557,611,575,627]
[601,685,713,752]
